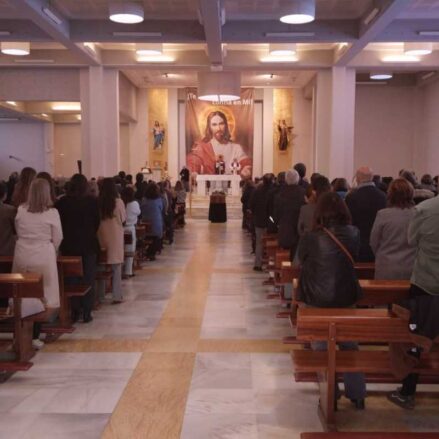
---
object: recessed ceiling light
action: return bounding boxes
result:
[136,43,163,56]
[382,54,420,63]
[52,103,81,111]
[370,72,393,80]
[280,0,315,24]
[404,42,433,56]
[260,55,298,63]
[269,43,297,56]
[109,2,144,24]
[198,72,241,102]
[1,42,30,56]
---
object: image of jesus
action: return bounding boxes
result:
[187,110,252,177]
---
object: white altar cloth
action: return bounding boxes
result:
[196,174,241,196]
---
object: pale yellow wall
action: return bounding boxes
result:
[273,89,294,175]
[54,123,81,178]
[119,123,130,173]
[148,89,168,173]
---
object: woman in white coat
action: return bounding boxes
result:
[13,178,63,349]
[121,186,140,278]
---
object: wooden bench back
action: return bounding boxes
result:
[296,308,410,343]
[57,256,83,277]
[0,273,44,299]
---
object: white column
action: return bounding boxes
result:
[80,67,120,178]
[314,68,356,181]
[128,88,148,176]
[167,88,179,183]
[262,88,274,174]
[329,67,356,182]
[43,122,55,175]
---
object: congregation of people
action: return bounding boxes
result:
[242,163,439,411]
[0,168,187,350]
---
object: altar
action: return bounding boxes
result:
[196,174,241,196]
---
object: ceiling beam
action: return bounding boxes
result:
[335,0,411,66]
[198,0,223,66]
[9,0,101,65]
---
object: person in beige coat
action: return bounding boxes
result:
[97,178,126,304]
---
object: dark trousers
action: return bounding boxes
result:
[147,237,161,258]
[69,253,97,318]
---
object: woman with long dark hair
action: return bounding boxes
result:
[11,167,37,207]
[56,173,100,322]
[298,191,366,409]
[97,178,126,304]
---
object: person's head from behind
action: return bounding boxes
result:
[294,163,306,179]
[118,171,126,180]
[145,182,160,199]
[99,178,118,219]
[421,174,433,186]
[313,192,352,230]
[135,172,144,184]
[277,172,286,186]
[8,172,19,183]
[175,181,183,191]
[313,175,331,200]
[0,182,7,201]
[387,178,414,209]
[285,169,300,186]
[204,111,231,144]
[400,170,417,187]
[355,166,373,185]
[27,178,53,213]
[262,173,273,187]
[68,173,88,198]
[37,171,56,202]
[121,186,135,206]
[126,174,133,184]
[332,178,349,193]
[19,167,37,186]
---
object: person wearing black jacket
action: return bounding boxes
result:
[345,167,386,262]
[267,172,285,234]
[298,192,366,409]
[273,169,305,259]
[56,174,100,323]
[249,174,273,270]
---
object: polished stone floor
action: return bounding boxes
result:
[0,219,437,438]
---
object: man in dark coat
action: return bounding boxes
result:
[345,166,386,262]
[249,174,273,270]
[267,172,285,234]
[273,169,306,260]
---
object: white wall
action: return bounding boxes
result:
[0,122,46,180]
[54,123,81,178]
[413,79,439,176]
[292,89,313,173]
[119,123,130,173]
[355,85,416,177]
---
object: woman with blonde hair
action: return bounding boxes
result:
[11,166,37,207]
[12,178,63,349]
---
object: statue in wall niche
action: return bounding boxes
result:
[152,120,165,150]
[277,119,293,151]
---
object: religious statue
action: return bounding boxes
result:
[277,119,293,151]
[152,120,165,150]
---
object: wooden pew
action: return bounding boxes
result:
[292,307,439,429]
[301,433,439,439]
[0,273,46,370]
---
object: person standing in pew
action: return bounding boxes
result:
[97,178,126,305]
[11,167,36,208]
[56,174,100,322]
[12,178,63,349]
[370,178,416,280]
[388,193,439,410]
[121,186,140,278]
[298,191,366,409]
[0,181,17,257]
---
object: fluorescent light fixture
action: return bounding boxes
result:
[136,43,163,56]
[265,32,314,37]
[52,103,81,111]
[14,59,54,64]
[418,31,439,36]
[1,42,30,56]
[41,113,49,117]
[113,32,162,37]
[370,72,393,80]
[0,31,11,36]
[136,55,174,63]
[280,0,315,24]
[404,42,433,56]
[421,71,436,80]
[198,72,241,102]
[42,6,63,25]
[356,82,387,86]
[260,55,298,63]
[269,43,297,56]
[83,42,96,53]
[382,54,420,63]
[0,118,20,122]
[364,7,379,26]
[109,2,144,24]
[6,101,17,106]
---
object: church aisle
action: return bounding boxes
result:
[0,220,438,438]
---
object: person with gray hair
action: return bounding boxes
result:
[273,168,306,259]
[345,166,386,262]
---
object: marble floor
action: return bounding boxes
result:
[0,219,438,438]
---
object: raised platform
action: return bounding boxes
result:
[188,194,243,220]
